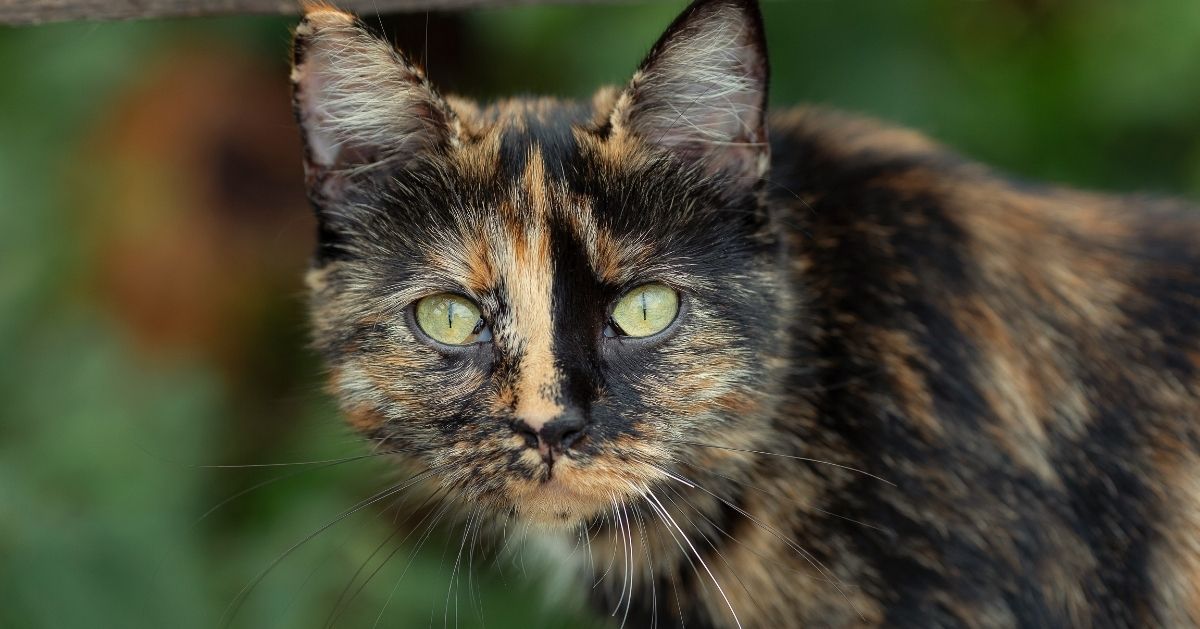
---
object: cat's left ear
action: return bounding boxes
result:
[291,7,459,200]
[610,0,769,183]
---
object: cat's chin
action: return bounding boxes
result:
[511,470,616,530]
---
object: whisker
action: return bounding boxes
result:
[619,500,636,629]
[583,514,599,580]
[665,440,895,486]
[652,464,839,582]
[652,466,868,623]
[325,531,400,629]
[676,459,892,534]
[594,503,620,590]
[466,509,487,628]
[631,502,658,629]
[158,446,428,593]
[147,456,377,600]
[638,487,704,601]
[444,507,478,628]
[324,487,448,629]
[571,521,586,564]
[667,561,686,629]
[663,474,855,586]
[276,506,380,628]
[219,463,447,629]
[660,484,767,611]
[633,486,687,628]
[372,499,454,629]
[517,517,532,578]
[609,497,629,619]
[198,447,429,469]
[639,484,743,629]
[195,453,406,528]
[488,507,516,573]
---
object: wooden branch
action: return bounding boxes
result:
[0,0,623,26]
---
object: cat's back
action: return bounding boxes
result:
[769,106,1200,627]
[768,106,1200,391]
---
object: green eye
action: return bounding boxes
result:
[610,283,680,338]
[414,293,486,345]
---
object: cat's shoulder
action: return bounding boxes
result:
[770,105,1200,372]
[768,105,1200,244]
[768,106,949,169]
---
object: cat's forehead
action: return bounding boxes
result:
[433,133,623,293]
[372,92,742,297]
[451,95,609,184]
[415,97,613,283]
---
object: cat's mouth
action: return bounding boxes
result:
[510,461,625,529]
[494,438,674,529]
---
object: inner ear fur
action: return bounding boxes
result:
[609,0,770,183]
[291,7,460,199]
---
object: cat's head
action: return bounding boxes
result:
[291,0,790,528]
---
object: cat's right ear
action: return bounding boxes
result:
[291,7,458,200]
[608,0,768,184]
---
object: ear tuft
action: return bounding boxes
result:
[291,7,457,199]
[611,0,769,183]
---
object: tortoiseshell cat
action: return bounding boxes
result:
[289,0,1200,626]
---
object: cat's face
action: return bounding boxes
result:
[292,0,787,527]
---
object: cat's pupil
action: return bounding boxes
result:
[641,292,648,321]
[447,302,455,328]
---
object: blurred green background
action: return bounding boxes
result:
[2,1,1200,627]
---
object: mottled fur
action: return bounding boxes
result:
[290,1,1200,627]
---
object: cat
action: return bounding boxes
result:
[289,0,1200,626]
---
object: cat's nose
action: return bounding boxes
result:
[513,409,587,463]
[540,411,587,453]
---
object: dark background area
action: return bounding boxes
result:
[2,1,1199,627]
